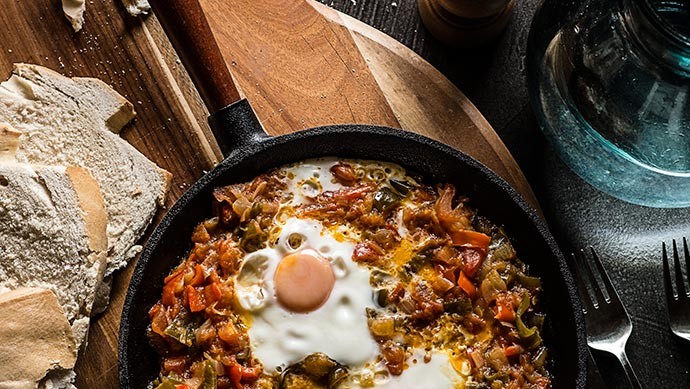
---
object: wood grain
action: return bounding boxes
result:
[311,1,536,205]
[150,0,242,112]
[0,1,537,388]
[199,0,400,135]
[0,3,218,387]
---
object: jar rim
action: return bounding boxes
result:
[640,0,690,48]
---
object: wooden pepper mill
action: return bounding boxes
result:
[418,0,515,48]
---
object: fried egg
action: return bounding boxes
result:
[234,158,468,387]
[234,217,379,372]
[342,349,466,388]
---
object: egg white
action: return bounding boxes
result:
[234,158,467,387]
[234,217,379,372]
[341,349,467,388]
[285,159,344,205]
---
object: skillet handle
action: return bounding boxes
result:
[149,0,241,113]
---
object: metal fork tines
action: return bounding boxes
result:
[571,248,642,389]
[662,238,690,343]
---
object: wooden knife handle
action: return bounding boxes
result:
[149,0,241,113]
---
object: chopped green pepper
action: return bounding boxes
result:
[163,313,196,347]
[389,179,413,195]
[516,294,543,349]
[200,360,217,389]
[516,273,542,289]
[154,377,183,389]
[373,187,404,213]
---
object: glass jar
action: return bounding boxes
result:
[527,0,690,208]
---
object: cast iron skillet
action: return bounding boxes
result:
[119,1,588,387]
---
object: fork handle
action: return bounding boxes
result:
[617,351,643,389]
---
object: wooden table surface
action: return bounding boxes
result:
[0,1,541,388]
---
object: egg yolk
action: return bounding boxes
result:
[274,249,335,313]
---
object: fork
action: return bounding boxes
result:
[571,248,642,389]
[662,238,690,342]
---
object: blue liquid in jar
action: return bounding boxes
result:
[531,0,690,207]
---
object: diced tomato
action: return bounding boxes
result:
[227,362,260,388]
[352,241,383,263]
[204,282,222,305]
[238,365,261,381]
[330,163,357,185]
[188,264,206,286]
[494,295,516,322]
[161,285,175,306]
[218,321,241,347]
[186,285,206,312]
[164,266,185,284]
[228,364,243,389]
[163,356,188,374]
[503,344,524,358]
[162,279,180,306]
[208,269,221,284]
[162,269,187,306]
[459,248,484,278]
[457,271,476,299]
[450,230,491,252]
[533,377,551,389]
[149,303,168,336]
[323,182,375,201]
[467,347,484,368]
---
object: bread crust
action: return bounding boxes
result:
[65,166,107,256]
[1,64,172,276]
[0,288,78,387]
[0,163,107,350]
[61,0,86,32]
[0,122,21,160]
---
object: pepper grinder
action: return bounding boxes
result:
[418,0,514,48]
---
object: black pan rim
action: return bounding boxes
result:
[118,124,588,388]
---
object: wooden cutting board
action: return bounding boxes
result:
[0,1,537,387]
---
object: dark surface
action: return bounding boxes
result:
[318,0,690,388]
[120,108,588,387]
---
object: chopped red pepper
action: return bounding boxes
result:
[149,303,168,337]
[186,285,206,312]
[458,271,477,299]
[163,356,188,374]
[204,282,222,305]
[188,264,206,286]
[325,182,375,201]
[218,321,241,347]
[352,241,384,263]
[238,365,261,381]
[450,230,491,252]
[164,265,185,284]
[503,344,524,358]
[460,248,485,278]
[494,295,516,322]
[228,364,243,389]
[162,273,184,306]
[435,263,458,284]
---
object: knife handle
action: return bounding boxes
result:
[149,0,241,113]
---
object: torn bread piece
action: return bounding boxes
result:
[0,122,20,160]
[62,0,86,32]
[121,0,151,16]
[0,288,78,389]
[0,64,172,276]
[0,162,107,349]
